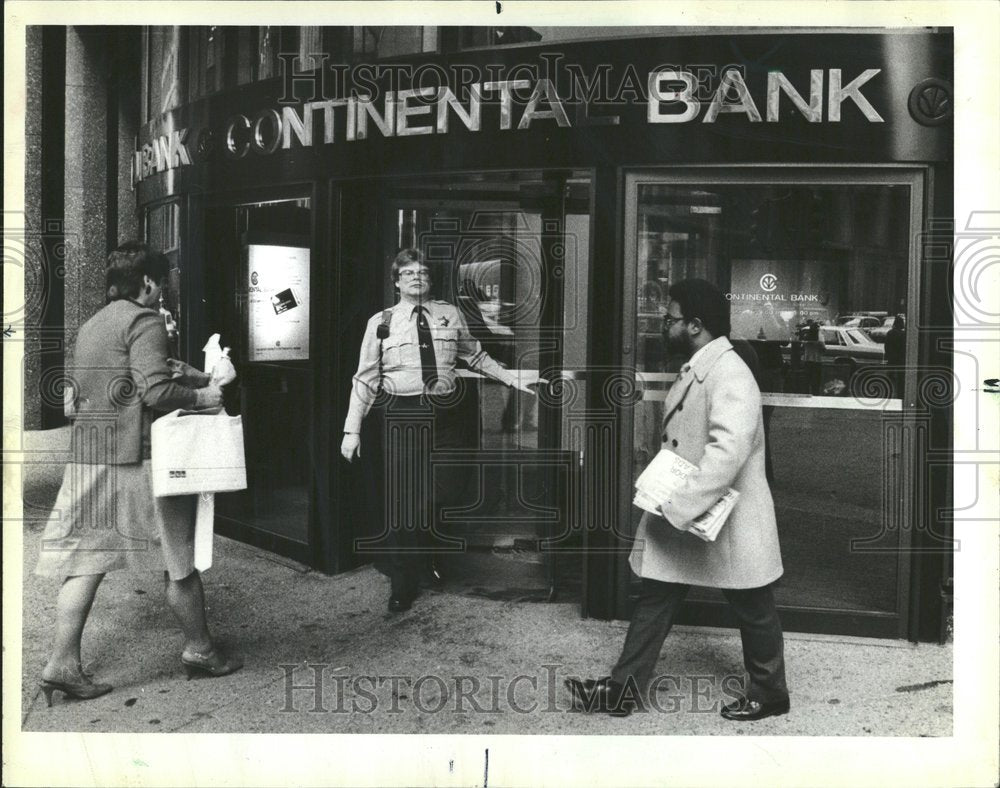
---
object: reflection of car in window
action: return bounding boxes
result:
[869,314,905,343]
[835,312,888,337]
[818,326,885,362]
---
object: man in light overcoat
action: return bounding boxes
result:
[567,278,789,721]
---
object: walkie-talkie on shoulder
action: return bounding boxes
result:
[376,309,392,340]
[376,309,392,392]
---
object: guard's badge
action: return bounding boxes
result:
[437,316,450,327]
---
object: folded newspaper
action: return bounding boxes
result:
[633,449,739,542]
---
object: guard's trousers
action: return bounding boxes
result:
[379,394,472,595]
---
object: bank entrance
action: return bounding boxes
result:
[338,170,593,601]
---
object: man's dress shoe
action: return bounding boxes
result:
[720,695,790,721]
[564,677,638,718]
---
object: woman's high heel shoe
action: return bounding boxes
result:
[180,648,243,679]
[39,678,113,707]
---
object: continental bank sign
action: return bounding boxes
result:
[134,63,889,185]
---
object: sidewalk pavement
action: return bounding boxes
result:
[20,526,952,735]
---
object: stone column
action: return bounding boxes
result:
[23,26,45,430]
[62,27,110,355]
[23,27,142,430]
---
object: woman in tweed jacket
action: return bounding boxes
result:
[35,242,241,705]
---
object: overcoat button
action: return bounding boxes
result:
[662,433,668,442]
[671,439,678,447]
[677,404,683,411]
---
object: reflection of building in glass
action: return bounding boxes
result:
[635,183,911,398]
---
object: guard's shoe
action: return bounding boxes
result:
[388,594,414,613]
[426,561,445,589]
[389,572,417,612]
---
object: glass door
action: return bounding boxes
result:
[369,171,592,599]
[203,196,316,564]
[623,169,924,637]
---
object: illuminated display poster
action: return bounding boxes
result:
[728,259,841,341]
[247,244,310,361]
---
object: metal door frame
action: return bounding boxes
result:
[192,183,323,569]
[372,172,589,603]
[620,165,928,638]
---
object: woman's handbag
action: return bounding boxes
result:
[150,409,247,497]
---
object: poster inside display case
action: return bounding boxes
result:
[728,258,841,341]
[247,244,311,361]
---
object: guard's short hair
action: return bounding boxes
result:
[106,241,169,301]
[668,278,731,339]
[390,248,429,282]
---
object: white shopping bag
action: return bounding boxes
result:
[178,342,241,571]
[194,493,215,571]
[151,409,247,497]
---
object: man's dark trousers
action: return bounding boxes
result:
[611,578,788,704]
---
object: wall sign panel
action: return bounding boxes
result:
[247,244,311,361]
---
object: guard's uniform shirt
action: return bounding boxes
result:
[344,299,518,434]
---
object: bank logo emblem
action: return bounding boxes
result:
[908,78,952,127]
[759,273,778,292]
[251,271,259,286]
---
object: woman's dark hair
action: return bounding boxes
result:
[892,315,905,330]
[668,278,731,339]
[390,247,428,282]
[106,241,169,302]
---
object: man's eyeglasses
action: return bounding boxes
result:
[662,314,687,328]
[399,270,431,280]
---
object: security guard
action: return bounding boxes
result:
[341,248,541,612]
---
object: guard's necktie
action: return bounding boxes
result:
[414,306,438,387]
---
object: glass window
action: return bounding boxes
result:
[255,26,279,81]
[205,198,314,546]
[146,201,180,254]
[627,172,920,619]
[353,27,436,59]
[235,27,350,86]
[634,182,911,400]
[455,26,895,50]
[187,26,226,99]
[235,27,255,85]
[458,26,678,50]
[297,26,323,67]
[145,200,183,354]
[146,26,184,120]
